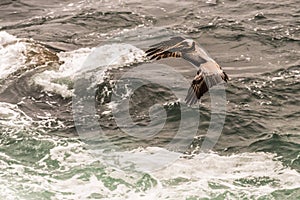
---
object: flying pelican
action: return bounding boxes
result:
[145,36,229,105]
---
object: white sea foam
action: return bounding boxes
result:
[0,31,27,80]
[0,31,17,45]
[33,43,146,98]
[46,145,300,199]
[70,149,300,199]
[33,47,93,98]
[81,43,146,88]
[148,151,300,199]
[0,31,146,98]
[0,31,298,200]
[98,148,299,200]
[0,102,33,127]
[0,132,299,200]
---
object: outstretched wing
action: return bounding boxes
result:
[185,61,229,105]
[145,36,208,67]
[145,36,229,105]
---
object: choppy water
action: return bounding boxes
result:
[0,0,299,199]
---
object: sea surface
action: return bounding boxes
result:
[0,0,299,199]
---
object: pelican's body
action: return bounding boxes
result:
[145,36,228,105]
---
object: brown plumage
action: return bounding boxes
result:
[146,36,229,105]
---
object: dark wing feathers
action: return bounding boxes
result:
[145,36,193,61]
[147,50,182,60]
[145,36,229,105]
[146,37,208,67]
[185,73,209,105]
[222,71,229,82]
[185,69,228,105]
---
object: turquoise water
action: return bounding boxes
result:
[0,0,299,199]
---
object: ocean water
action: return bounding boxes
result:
[0,0,299,199]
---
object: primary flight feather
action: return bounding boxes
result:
[145,36,229,105]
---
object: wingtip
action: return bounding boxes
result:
[185,87,199,106]
[223,72,229,82]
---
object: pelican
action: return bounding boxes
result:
[145,36,229,105]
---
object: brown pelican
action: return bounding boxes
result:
[146,36,229,105]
